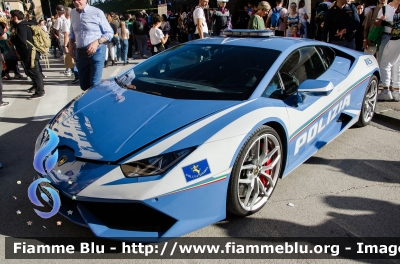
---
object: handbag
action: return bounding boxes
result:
[367,26,384,51]
[64,53,74,68]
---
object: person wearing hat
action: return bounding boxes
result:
[212,0,230,36]
[68,0,113,91]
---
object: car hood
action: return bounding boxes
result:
[50,80,240,161]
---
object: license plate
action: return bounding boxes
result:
[39,182,61,206]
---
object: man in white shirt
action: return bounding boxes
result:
[193,0,210,39]
[53,5,66,57]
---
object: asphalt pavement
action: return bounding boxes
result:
[375,91,400,127]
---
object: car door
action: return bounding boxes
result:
[264,46,344,169]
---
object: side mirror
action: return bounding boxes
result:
[298,80,334,94]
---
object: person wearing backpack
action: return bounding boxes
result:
[134,12,149,59]
[266,0,288,36]
[321,0,360,49]
[10,10,44,99]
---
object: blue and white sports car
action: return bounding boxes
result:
[34,30,379,241]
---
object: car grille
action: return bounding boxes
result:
[79,201,177,233]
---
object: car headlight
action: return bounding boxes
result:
[120,147,196,177]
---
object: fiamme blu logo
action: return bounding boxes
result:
[29,128,61,219]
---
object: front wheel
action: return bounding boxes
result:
[227,125,283,216]
[356,75,378,127]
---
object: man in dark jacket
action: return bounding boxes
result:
[10,10,44,99]
[321,0,360,49]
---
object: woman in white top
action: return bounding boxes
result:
[149,14,169,56]
[118,21,130,65]
[298,0,309,38]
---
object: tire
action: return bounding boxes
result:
[356,75,378,127]
[227,125,283,216]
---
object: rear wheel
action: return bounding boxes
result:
[227,125,283,216]
[356,76,378,127]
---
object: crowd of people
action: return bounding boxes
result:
[0,0,399,109]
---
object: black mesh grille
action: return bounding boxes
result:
[79,201,177,233]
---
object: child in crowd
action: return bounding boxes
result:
[292,25,300,37]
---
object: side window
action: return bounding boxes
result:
[304,47,326,79]
[278,47,327,97]
[263,73,284,99]
[316,46,335,69]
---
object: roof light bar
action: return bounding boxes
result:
[224,29,274,37]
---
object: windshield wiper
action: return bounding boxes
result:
[145,90,162,96]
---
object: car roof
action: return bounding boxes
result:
[186,36,325,52]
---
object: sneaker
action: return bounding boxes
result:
[392,89,400,101]
[27,87,35,93]
[378,89,393,101]
[28,93,45,100]
[63,71,72,77]
[0,101,9,107]
[14,74,24,79]
[71,79,80,84]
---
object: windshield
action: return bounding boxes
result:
[118,44,281,100]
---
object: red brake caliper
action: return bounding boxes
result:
[260,142,271,187]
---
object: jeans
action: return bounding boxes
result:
[76,44,106,91]
[136,35,148,57]
[73,64,79,80]
[301,21,308,38]
[24,59,44,94]
[106,42,115,61]
[121,39,129,63]
[114,35,121,61]
[377,33,391,65]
